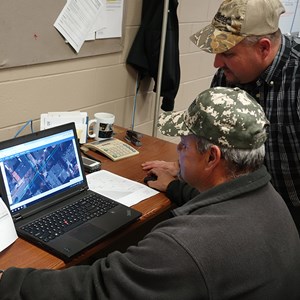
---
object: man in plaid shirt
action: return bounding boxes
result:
[144,0,300,232]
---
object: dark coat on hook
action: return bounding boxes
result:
[126,0,180,112]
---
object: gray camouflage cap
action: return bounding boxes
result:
[190,0,285,53]
[158,87,269,149]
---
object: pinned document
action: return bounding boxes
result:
[54,0,103,53]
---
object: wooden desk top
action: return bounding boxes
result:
[0,127,178,270]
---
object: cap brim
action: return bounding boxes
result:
[190,24,246,54]
[158,111,191,137]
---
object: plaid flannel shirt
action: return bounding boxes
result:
[211,34,300,207]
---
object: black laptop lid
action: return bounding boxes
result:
[0,123,87,219]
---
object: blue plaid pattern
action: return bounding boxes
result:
[211,34,300,207]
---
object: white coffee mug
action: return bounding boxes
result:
[88,112,115,141]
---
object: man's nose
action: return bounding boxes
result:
[214,54,224,68]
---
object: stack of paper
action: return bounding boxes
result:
[40,111,88,144]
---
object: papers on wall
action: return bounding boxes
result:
[95,0,124,39]
[40,111,88,144]
[0,197,18,252]
[54,0,124,53]
[87,170,159,207]
[54,0,103,53]
[86,0,124,40]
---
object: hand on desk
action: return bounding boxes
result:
[142,160,178,192]
[141,160,179,177]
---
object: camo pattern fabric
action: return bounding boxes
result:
[189,0,285,54]
[190,25,245,54]
[190,0,248,53]
[158,87,269,149]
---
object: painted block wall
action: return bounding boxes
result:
[0,0,222,143]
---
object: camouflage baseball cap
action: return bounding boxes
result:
[190,0,285,53]
[158,87,269,149]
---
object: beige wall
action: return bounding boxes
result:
[0,0,222,143]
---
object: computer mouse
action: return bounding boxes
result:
[144,174,158,184]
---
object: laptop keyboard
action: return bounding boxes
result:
[21,193,118,243]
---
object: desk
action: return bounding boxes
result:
[0,127,178,270]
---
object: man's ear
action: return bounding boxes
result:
[256,38,271,59]
[206,145,222,170]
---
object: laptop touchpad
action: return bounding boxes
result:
[69,223,106,243]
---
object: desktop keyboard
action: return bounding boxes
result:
[21,193,118,242]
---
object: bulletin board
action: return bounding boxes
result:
[0,1,124,69]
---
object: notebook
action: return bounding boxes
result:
[0,123,142,261]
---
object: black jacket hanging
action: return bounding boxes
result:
[126,0,180,111]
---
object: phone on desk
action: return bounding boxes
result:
[82,138,139,161]
[82,156,101,173]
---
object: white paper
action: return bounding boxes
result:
[0,197,18,252]
[54,0,103,53]
[40,111,88,144]
[95,0,124,39]
[86,3,107,40]
[87,170,159,207]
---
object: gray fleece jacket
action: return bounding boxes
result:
[1,166,300,300]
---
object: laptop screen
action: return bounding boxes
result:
[0,124,85,214]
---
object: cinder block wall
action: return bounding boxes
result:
[0,0,222,143]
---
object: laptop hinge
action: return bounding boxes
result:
[13,213,23,222]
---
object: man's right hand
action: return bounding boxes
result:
[144,168,177,192]
[141,160,179,177]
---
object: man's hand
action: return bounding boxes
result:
[141,160,179,177]
[144,168,176,192]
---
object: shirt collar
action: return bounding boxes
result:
[258,34,290,85]
[173,166,271,216]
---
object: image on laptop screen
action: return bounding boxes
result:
[0,128,85,214]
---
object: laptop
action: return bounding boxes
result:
[0,123,142,261]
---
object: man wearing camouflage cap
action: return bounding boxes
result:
[143,0,300,232]
[158,87,268,149]
[2,88,300,299]
[156,86,300,299]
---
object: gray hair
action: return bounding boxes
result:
[196,136,265,176]
[241,29,281,46]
